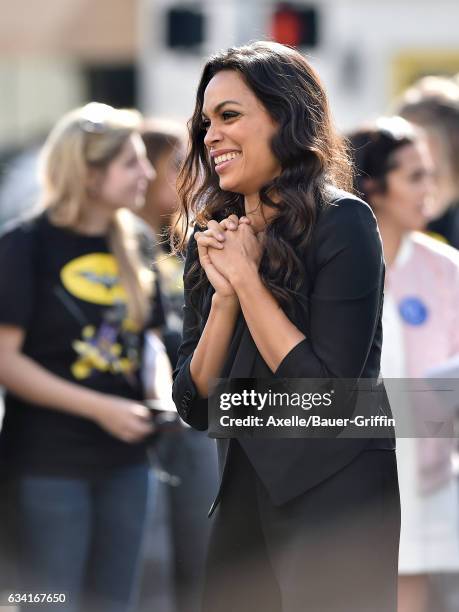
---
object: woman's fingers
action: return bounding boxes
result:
[210,215,251,232]
[196,215,250,249]
[202,229,225,248]
[206,220,225,240]
[219,219,233,231]
[221,214,239,230]
[195,231,224,250]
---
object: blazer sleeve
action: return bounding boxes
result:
[274,197,384,380]
[172,227,209,430]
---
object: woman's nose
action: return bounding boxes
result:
[204,123,222,148]
[144,159,156,182]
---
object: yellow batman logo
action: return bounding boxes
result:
[60,253,127,305]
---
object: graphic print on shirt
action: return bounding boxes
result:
[59,253,140,383]
[398,296,429,326]
[61,253,126,304]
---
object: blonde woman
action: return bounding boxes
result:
[0,103,163,612]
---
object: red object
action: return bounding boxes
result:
[271,6,302,47]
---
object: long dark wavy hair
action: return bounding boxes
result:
[176,41,352,318]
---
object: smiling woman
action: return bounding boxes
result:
[177,42,352,309]
[172,42,400,612]
[202,71,281,203]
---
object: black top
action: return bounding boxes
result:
[172,189,395,509]
[0,213,165,477]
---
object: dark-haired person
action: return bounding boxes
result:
[348,117,459,612]
[172,41,400,612]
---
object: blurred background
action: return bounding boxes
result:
[1,1,459,612]
[1,0,459,171]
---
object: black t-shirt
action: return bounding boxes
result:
[0,213,165,477]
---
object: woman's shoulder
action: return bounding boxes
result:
[307,187,383,276]
[0,213,49,278]
[314,186,379,246]
[410,231,459,271]
[0,210,47,246]
[320,186,376,225]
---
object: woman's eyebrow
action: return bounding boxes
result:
[202,100,242,117]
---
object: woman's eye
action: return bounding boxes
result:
[201,112,238,131]
[222,111,239,121]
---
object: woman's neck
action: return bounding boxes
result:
[244,193,273,233]
[376,215,405,267]
[74,202,113,236]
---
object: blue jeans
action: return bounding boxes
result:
[15,462,154,612]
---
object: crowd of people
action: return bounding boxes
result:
[0,40,458,612]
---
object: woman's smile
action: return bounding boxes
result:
[212,150,242,173]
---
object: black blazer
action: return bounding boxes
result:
[172,189,395,515]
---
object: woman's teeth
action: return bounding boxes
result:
[214,152,241,165]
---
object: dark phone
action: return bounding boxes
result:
[143,400,183,434]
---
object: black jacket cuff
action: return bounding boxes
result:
[172,354,209,431]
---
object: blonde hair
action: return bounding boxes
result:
[39,102,153,327]
[394,76,459,192]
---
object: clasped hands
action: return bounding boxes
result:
[194,214,264,299]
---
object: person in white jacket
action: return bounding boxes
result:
[349,116,459,612]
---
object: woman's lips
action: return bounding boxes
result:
[215,154,241,174]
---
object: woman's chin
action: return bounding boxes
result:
[218,170,246,192]
[128,196,146,211]
[218,176,235,191]
[406,219,428,233]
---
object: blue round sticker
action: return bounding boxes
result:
[398,297,429,326]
